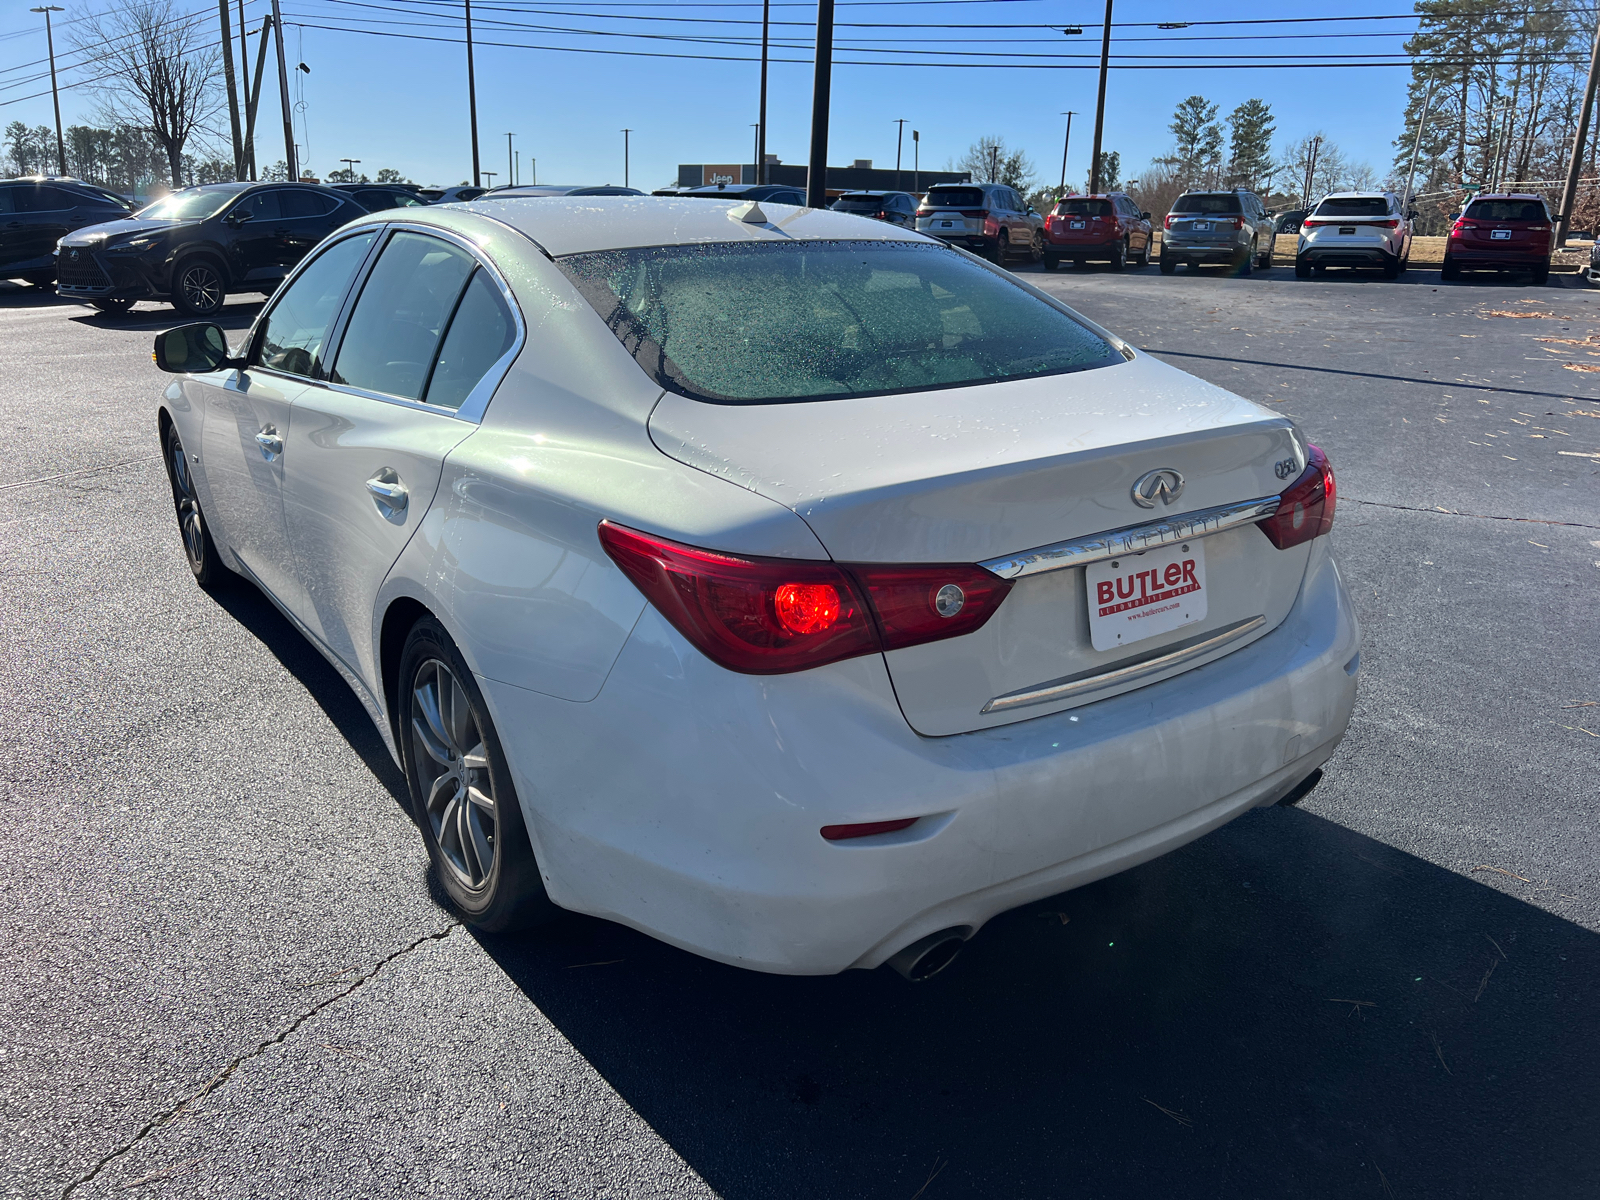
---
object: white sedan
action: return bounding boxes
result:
[153,197,1359,979]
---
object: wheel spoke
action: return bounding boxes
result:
[426,769,457,816]
[444,674,474,755]
[411,713,452,767]
[413,668,453,757]
[456,798,483,882]
[465,783,495,814]
[461,742,488,773]
[438,792,462,853]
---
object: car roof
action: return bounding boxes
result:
[457,195,925,256]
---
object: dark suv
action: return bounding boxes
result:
[56,181,362,316]
[1042,193,1152,269]
[1159,189,1274,274]
[0,176,134,287]
[915,183,1044,263]
[831,191,919,227]
[333,183,431,212]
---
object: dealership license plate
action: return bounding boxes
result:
[1491,229,1512,239]
[1193,222,1209,231]
[940,220,955,228]
[1084,541,1207,652]
[1339,226,1356,235]
[1070,220,1085,229]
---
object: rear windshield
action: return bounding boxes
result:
[1315,197,1390,217]
[1464,199,1547,222]
[1054,199,1112,217]
[923,188,985,209]
[834,195,889,211]
[1171,194,1242,214]
[556,240,1121,405]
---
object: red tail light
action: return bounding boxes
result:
[598,522,1013,674]
[1378,218,1400,228]
[1229,216,1244,230]
[982,212,998,236]
[1164,214,1177,230]
[1256,445,1336,550]
[1300,216,1321,227]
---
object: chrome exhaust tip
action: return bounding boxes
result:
[887,927,972,982]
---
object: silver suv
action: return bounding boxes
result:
[915,182,1044,264]
[1294,191,1413,279]
[1159,189,1273,275]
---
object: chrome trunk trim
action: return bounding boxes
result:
[979,496,1282,581]
[980,615,1268,715]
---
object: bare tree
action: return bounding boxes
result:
[956,136,1038,193]
[72,0,222,188]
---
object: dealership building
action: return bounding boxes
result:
[674,158,971,195]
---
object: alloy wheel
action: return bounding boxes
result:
[178,262,223,315]
[169,435,206,569]
[410,658,497,890]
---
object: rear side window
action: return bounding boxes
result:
[1464,199,1547,222]
[1055,199,1112,217]
[283,190,336,217]
[924,188,985,209]
[423,271,517,409]
[1315,197,1390,217]
[355,190,400,211]
[332,231,477,400]
[256,231,377,378]
[557,239,1122,405]
[1171,194,1242,215]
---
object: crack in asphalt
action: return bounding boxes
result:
[0,456,161,492]
[59,923,461,1198]
[1349,498,1600,529]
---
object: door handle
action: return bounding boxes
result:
[366,469,408,514]
[255,427,283,459]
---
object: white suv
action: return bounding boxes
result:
[1295,191,1414,279]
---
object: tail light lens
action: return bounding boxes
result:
[982,212,998,235]
[1229,216,1244,230]
[598,522,1013,674]
[1164,214,1177,229]
[1379,218,1400,228]
[1300,216,1321,228]
[1257,445,1336,550]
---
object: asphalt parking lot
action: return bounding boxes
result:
[2,262,1596,1200]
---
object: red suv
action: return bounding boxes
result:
[1041,193,1152,270]
[1441,193,1555,284]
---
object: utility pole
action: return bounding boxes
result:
[515,149,520,185]
[245,17,271,182]
[912,129,919,194]
[505,132,515,187]
[1088,0,1112,193]
[237,0,255,177]
[1058,110,1076,195]
[218,0,244,179]
[1570,19,1600,243]
[626,128,635,188]
[749,124,759,183]
[758,0,771,184]
[269,0,296,180]
[805,0,835,208]
[339,157,360,181]
[1303,135,1322,209]
[1403,75,1437,209]
[29,7,66,176]
[894,118,907,190]
[464,0,481,186]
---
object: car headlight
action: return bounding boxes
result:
[108,236,159,253]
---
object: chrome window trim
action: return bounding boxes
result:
[979,495,1283,581]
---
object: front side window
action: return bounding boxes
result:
[255,231,377,378]
[229,190,281,222]
[331,231,477,400]
[557,239,1121,405]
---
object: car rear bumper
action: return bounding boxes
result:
[1446,250,1551,269]
[1161,242,1245,261]
[1045,237,1122,254]
[1300,245,1393,266]
[925,232,996,253]
[481,539,1360,975]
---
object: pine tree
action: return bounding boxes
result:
[1164,96,1223,188]
[1226,100,1275,192]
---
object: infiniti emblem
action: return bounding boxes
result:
[1130,468,1185,509]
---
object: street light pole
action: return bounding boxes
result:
[1088,0,1112,193]
[805,0,835,208]
[1058,110,1076,195]
[624,128,633,188]
[912,129,919,194]
[894,118,907,190]
[758,0,771,184]
[30,7,66,176]
[464,0,481,186]
[340,157,360,180]
[506,132,515,187]
[750,123,759,184]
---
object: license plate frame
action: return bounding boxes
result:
[1084,541,1207,652]
[1491,228,1512,240]
[1070,220,1086,229]
[1193,222,1209,232]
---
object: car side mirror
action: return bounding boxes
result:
[153,323,238,373]
[1140,211,1151,221]
[1407,209,1419,220]
[1448,211,1461,220]
[226,210,249,227]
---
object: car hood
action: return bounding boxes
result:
[60,218,194,246]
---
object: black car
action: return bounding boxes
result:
[56,181,362,317]
[486,185,644,198]
[830,191,919,227]
[332,183,431,212]
[1,176,134,287]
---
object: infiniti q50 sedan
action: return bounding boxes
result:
[152,197,1359,979]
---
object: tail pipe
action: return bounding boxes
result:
[887,926,973,982]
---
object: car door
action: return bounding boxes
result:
[197,228,380,610]
[222,188,283,281]
[275,190,346,273]
[280,227,518,689]
[0,185,24,272]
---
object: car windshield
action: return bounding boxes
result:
[135,189,238,220]
[556,239,1121,405]
[1171,195,1242,214]
[1465,199,1546,221]
[923,188,985,209]
[1054,199,1112,217]
[1315,197,1390,217]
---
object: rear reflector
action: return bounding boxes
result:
[1257,445,1336,549]
[821,818,918,841]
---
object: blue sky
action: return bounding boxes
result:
[3,0,1419,190]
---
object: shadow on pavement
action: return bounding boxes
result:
[474,805,1599,1199]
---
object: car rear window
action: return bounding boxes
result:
[1315,197,1390,217]
[923,188,985,209]
[1464,199,1547,222]
[1171,194,1242,215]
[556,239,1122,405]
[1054,199,1112,217]
[834,195,888,211]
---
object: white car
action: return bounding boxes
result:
[1295,191,1414,278]
[153,197,1359,979]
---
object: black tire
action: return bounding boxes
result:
[1294,258,1313,280]
[1108,239,1126,271]
[1238,244,1254,276]
[1257,240,1273,269]
[1042,252,1060,271]
[1027,231,1044,264]
[171,256,227,318]
[1136,236,1151,266]
[398,616,556,933]
[1532,264,1550,286]
[1159,257,1177,275]
[92,297,134,315]
[161,422,230,591]
[22,270,55,288]
[1440,255,1459,282]
[991,232,1010,264]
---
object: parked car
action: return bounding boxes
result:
[56,181,363,317]
[1159,189,1273,274]
[418,185,487,203]
[1295,192,1414,279]
[0,176,134,287]
[1272,209,1307,236]
[676,182,809,205]
[487,185,644,198]
[150,197,1358,979]
[1441,193,1554,285]
[915,182,1044,263]
[333,183,431,212]
[830,191,919,227]
[1041,193,1152,270]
